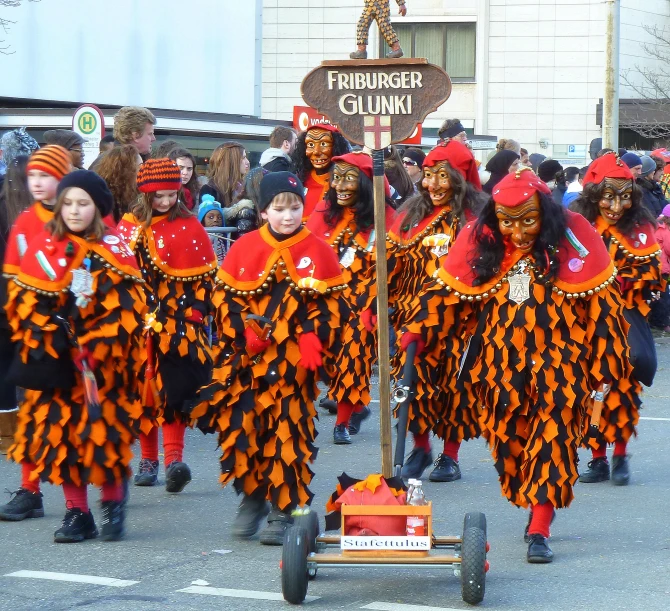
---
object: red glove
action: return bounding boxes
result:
[400,332,425,355]
[244,326,271,357]
[298,332,323,371]
[187,310,204,324]
[73,347,97,372]
[361,308,378,332]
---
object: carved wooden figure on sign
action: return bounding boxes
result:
[351,0,407,60]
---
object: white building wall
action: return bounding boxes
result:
[0,0,260,116]
[620,0,670,99]
[262,0,479,132]
[487,0,606,165]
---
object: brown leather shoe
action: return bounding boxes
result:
[387,47,404,58]
[350,49,368,59]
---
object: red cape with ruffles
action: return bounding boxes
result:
[117,213,216,278]
[218,224,344,290]
[3,202,54,276]
[440,210,615,294]
[16,229,141,292]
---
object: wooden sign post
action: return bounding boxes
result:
[302,58,452,477]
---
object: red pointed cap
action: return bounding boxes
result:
[423,140,482,190]
[331,151,391,197]
[583,152,633,186]
[492,168,552,207]
[306,123,339,134]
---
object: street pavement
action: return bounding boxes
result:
[2,336,670,611]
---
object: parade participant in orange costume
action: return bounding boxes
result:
[307,152,396,444]
[3,145,71,278]
[117,159,217,494]
[386,140,485,482]
[291,124,350,220]
[191,172,347,545]
[402,169,633,562]
[570,152,662,486]
[1,171,145,542]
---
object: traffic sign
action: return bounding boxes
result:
[72,104,106,169]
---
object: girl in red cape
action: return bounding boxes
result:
[190,172,347,545]
[401,168,633,563]
[570,152,663,485]
[384,140,486,482]
[0,170,146,542]
[307,152,396,444]
[117,158,217,494]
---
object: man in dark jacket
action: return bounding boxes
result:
[260,126,297,173]
[638,155,667,218]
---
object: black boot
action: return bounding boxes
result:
[0,489,44,521]
[319,398,338,414]
[578,457,610,483]
[527,534,553,563]
[232,492,270,538]
[259,508,293,546]
[54,508,98,543]
[100,501,125,541]
[401,447,433,479]
[165,461,191,493]
[611,455,630,486]
[428,453,462,482]
[333,424,351,445]
[349,406,371,435]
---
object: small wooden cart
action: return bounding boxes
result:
[281,502,488,605]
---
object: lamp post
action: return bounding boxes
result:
[602,0,620,150]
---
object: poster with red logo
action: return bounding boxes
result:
[293,106,422,145]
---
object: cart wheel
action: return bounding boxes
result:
[282,526,309,604]
[463,511,487,536]
[293,509,320,554]
[461,521,487,605]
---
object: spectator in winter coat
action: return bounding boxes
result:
[537,159,565,206]
[621,152,643,179]
[260,126,297,173]
[637,155,666,218]
[650,204,670,331]
[562,166,583,207]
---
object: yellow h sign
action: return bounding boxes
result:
[78,112,97,135]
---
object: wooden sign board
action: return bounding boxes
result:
[301,58,451,150]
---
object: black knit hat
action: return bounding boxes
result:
[57,170,114,218]
[537,159,563,183]
[259,171,304,211]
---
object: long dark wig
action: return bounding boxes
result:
[396,162,487,234]
[322,168,388,231]
[291,129,351,182]
[470,192,567,285]
[569,180,655,234]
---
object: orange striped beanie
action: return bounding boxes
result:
[26,145,71,180]
[137,158,182,193]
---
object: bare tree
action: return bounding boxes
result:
[1,0,40,55]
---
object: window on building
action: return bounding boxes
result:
[382,22,476,81]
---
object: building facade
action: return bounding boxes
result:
[262,0,670,164]
[1,0,669,167]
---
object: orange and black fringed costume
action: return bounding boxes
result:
[587,216,661,447]
[389,206,480,443]
[190,225,347,510]
[307,202,396,409]
[5,230,146,486]
[117,213,217,425]
[403,212,633,511]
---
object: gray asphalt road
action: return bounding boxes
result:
[2,337,670,611]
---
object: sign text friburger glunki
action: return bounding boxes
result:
[327,70,423,116]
